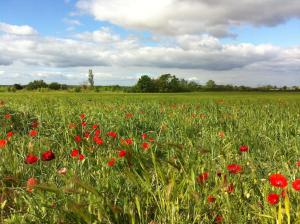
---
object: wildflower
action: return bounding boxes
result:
[27,177,38,192]
[78,154,85,160]
[94,129,101,136]
[69,123,76,129]
[267,193,280,205]
[41,150,55,161]
[4,114,11,119]
[126,113,134,118]
[226,183,235,193]
[118,150,127,158]
[215,215,223,223]
[29,130,38,137]
[6,131,13,138]
[107,158,116,167]
[58,167,67,175]
[80,114,85,119]
[197,172,209,184]
[269,174,288,188]
[218,131,225,138]
[296,161,300,167]
[107,131,117,138]
[92,124,98,129]
[227,164,242,174]
[0,139,7,148]
[74,135,81,143]
[239,145,249,152]
[81,121,87,127]
[84,132,90,139]
[142,142,150,150]
[25,154,39,164]
[141,133,147,139]
[148,138,155,142]
[70,149,79,157]
[125,138,133,145]
[207,195,216,203]
[93,136,103,145]
[292,179,300,191]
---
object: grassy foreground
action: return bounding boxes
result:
[0,92,300,223]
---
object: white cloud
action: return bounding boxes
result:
[76,0,300,37]
[0,22,37,36]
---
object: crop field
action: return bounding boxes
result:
[0,92,300,223]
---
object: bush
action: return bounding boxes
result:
[26,80,48,90]
[48,82,61,90]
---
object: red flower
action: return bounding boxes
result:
[107,158,116,167]
[269,174,288,188]
[118,150,127,158]
[29,130,38,137]
[27,177,38,192]
[226,183,235,193]
[215,215,223,223]
[292,179,300,191]
[81,121,87,127]
[6,131,13,138]
[84,132,90,138]
[0,139,7,148]
[78,154,85,160]
[239,145,249,152]
[74,135,81,143]
[107,131,117,138]
[197,172,209,184]
[4,114,11,119]
[93,136,103,145]
[94,129,101,136]
[218,131,225,138]
[80,114,85,119]
[141,133,147,139]
[207,195,216,203]
[126,113,134,118]
[125,138,133,145]
[25,154,39,164]
[267,193,280,205]
[296,161,300,167]
[92,124,98,129]
[148,138,155,142]
[41,150,55,161]
[227,164,242,174]
[70,149,79,157]
[142,142,150,150]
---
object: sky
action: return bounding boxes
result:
[0,0,300,86]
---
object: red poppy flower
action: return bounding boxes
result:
[292,179,300,191]
[148,138,155,142]
[141,133,147,139]
[267,193,280,205]
[92,124,98,129]
[126,113,134,118]
[29,130,38,137]
[296,161,300,167]
[94,129,101,136]
[41,150,55,161]
[80,114,85,119]
[78,154,85,160]
[142,142,150,150]
[197,172,209,184]
[84,132,90,138]
[107,131,117,138]
[207,195,216,203]
[93,136,103,145]
[215,215,223,223]
[25,154,39,164]
[239,145,249,152]
[107,158,116,167]
[0,139,7,148]
[118,150,127,158]
[218,131,225,138]
[4,114,11,119]
[227,164,242,174]
[6,131,13,138]
[74,135,81,143]
[125,138,133,145]
[226,183,235,193]
[81,121,87,127]
[269,174,288,188]
[27,177,38,192]
[70,149,79,157]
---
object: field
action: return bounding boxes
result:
[0,92,300,223]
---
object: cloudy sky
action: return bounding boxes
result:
[0,0,300,86]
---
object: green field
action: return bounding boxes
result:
[1,92,300,223]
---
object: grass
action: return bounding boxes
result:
[0,92,300,223]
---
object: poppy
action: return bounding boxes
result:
[0,139,7,148]
[141,133,147,139]
[227,164,242,174]
[70,149,79,157]
[207,195,216,203]
[74,135,81,143]
[267,193,280,205]
[93,136,103,145]
[6,131,13,138]
[27,177,38,192]
[80,114,85,119]
[292,179,300,191]
[239,145,249,152]
[94,129,101,136]
[92,124,98,129]
[215,215,223,223]
[142,142,150,150]
[107,131,117,138]
[41,150,55,161]
[78,154,85,160]
[218,131,225,138]
[29,130,38,137]
[84,132,90,138]
[107,158,116,167]
[296,161,300,167]
[4,114,11,119]
[269,174,288,188]
[148,138,155,143]
[25,154,39,164]
[125,138,133,145]
[118,150,127,158]
[81,121,87,127]
[197,172,209,183]
[126,113,134,118]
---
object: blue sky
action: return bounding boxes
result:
[0,0,299,86]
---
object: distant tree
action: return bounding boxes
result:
[134,75,157,92]
[206,80,216,89]
[48,82,61,90]
[13,83,23,90]
[88,69,94,88]
[26,80,48,90]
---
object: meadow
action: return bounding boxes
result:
[0,92,300,223]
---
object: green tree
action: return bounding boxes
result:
[26,80,48,90]
[134,75,157,92]
[88,69,94,88]
[206,80,216,89]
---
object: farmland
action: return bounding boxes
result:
[0,92,300,223]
